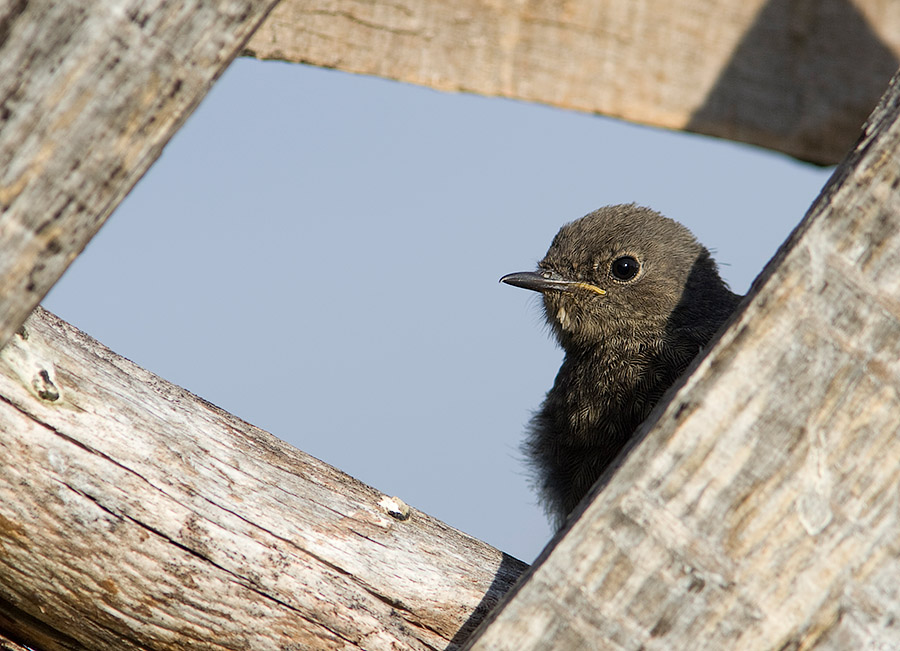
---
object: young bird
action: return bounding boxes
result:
[502,204,741,528]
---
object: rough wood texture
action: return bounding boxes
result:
[464,71,900,650]
[245,0,900,165]
[0,307,527,651]
[0,0,279,352]
[0,630,31,651]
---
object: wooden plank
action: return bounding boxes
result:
[463,71,900,649]
[0,0,279,351]
[0,307,527,650]
[245,0,900,165]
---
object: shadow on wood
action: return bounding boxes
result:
[688,0,898,164]
[245,0,900,165]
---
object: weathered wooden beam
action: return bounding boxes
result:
[0,307,527,650]
[464,72,900,649]
[245,0,900,165]
[0,0,279,352]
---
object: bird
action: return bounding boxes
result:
[501,204,741,529]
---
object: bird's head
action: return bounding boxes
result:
[501,204,731,349]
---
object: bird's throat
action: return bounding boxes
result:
[556,305,573,331]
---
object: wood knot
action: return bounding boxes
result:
[33,369,59,401]
[378,496,410,521]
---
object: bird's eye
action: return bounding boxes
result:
[610,256,640,281]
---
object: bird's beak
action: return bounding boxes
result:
[500,271,606,296]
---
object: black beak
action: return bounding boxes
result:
[500,271,606,296]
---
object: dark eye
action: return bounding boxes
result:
[610,256,640,281]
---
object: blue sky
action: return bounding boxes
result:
[43,58,834,562]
